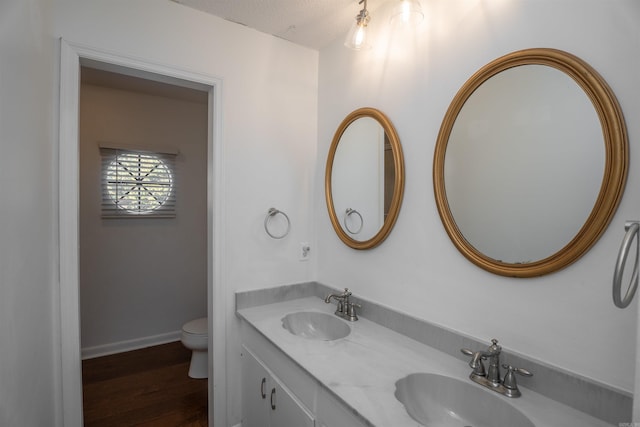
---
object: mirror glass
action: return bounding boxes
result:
[326,108,404,249]
[434,49,628,277]
[446,65,603,263]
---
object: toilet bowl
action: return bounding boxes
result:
[181,317,208,379]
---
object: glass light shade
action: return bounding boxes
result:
[344,12,371,50]
[390,0,424,26]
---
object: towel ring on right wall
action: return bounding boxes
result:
[613,221,640,308]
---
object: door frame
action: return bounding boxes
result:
[58,39,227,426]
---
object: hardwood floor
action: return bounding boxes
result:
[82,341,208,427]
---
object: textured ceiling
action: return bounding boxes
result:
[170,0,386,50]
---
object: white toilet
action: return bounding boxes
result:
[181,317,208,379]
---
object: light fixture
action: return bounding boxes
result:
[344,0,371,50]
[390,0,424,26]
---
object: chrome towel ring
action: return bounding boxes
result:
[613,221,640,309]
[343,208,363,235]
[264,208,290,239]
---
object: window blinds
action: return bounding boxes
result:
[100,148,177,218]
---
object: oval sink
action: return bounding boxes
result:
[395,373,535,427]
[281,311,351,341]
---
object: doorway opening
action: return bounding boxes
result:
[58,40,226,426]
[79,65,208,424]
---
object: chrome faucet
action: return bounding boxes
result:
[324,288,361,321]
[461,339,532,398]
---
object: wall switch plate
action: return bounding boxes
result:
[299,242,310,261]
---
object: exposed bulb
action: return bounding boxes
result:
[391,0,424,26]
[344,10,371,50]
[352,23,367,48]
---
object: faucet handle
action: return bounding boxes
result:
[461,348,474,357]
[501,364,533,397]
[345,302,361,321]
[461,348,486,377]
[502,364,532,378]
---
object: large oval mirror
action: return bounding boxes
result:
[434,48,628,277]
[326,108,405,249]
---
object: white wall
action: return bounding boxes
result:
[0,0,59,425]
[53,0,318,424]
[79,83,207,355]
[316,0,640,393]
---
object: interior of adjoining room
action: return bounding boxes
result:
[77,65,211,424]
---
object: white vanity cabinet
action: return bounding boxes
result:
[239,296,622,427]
[240,321,372,427]
[242,346,315,427]
[314,386,370,427]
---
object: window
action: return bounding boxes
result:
[101,148,177,218]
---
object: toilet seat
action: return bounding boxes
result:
[181,317,207,349]
[182,317,207,336]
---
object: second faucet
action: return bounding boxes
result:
[461,338,533,398]
[325,288,361,321]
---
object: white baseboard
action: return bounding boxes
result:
[81,330,181,359]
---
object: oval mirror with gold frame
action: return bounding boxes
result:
[326,108,405,250]
[433,48,628,277]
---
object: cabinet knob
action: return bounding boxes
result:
[270,387,276,410]
[260,377,266,399]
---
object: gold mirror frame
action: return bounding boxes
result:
[326,108,405,250]
[433,48,628,277]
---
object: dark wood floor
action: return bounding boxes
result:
[82,341,208,427]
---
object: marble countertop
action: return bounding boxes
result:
[237,296,614,427]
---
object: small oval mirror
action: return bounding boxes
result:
[326,108,405,249]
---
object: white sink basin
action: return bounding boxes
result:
[395,373,535,427]
[281,311,351,341]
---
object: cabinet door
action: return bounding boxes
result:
[268,377,315,427]
[315,387,369,427]
[243,346,315,427]
[242,348,271,427]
